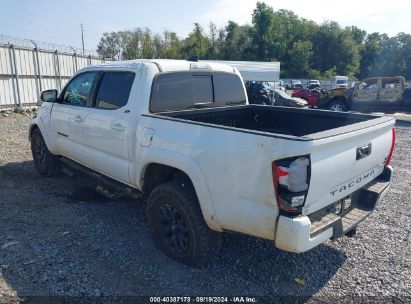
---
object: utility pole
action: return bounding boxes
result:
[81,23,85,55]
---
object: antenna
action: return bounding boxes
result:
[81,23,85,55]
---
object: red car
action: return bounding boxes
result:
[291,89,320,107]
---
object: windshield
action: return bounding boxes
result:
[336,80,347,84]
[275,89,293,100]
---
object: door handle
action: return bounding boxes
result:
[110,122,125,132]
[73,115,83,123]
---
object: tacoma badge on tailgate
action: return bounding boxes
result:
[330,168,376,197]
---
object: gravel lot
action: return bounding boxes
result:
[0,112,410,302]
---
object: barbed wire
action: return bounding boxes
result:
[0,34,99,57]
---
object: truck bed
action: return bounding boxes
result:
[152,105,391,140]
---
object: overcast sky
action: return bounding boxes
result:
[0,0,410,51]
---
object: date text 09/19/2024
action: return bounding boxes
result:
[149,296,257,303]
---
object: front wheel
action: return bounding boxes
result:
[31,128,61,176]
[328,100,347,112]
[146,178,221,267]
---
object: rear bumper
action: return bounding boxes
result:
[275,166,393,253]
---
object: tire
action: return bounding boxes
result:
[146,178,221,267]
[328,100,347,112]
[30,128,61,176]
[345,227,357,238]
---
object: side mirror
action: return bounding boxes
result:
[38,89,58,106]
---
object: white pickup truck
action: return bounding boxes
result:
[29,59,395,267]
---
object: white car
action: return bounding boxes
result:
[333,76,349,88]
[307,79,321,89]
[29,59,395,266]
[290,79,303,89]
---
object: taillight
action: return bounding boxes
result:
[386,128,396,166]
[272,156,310,215]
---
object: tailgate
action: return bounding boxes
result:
[303,117,395,215]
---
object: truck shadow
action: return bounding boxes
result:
[215,233,346,297]
[0,160,345,299]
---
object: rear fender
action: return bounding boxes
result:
[135,148,222,232]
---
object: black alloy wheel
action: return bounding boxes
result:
[157,203,190,253]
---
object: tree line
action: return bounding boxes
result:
[97,2,411,80]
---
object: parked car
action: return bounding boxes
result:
[30,59,395,266]
[307,80,321,90]
[291,89,321,107]
[262,81,275,91]
[277,80,286,91]
[332,76,349,89]
[245,81,272,105]
[274,89,308,108]
[317,76,411,112]
[289,80,303,90]
[315,86,350,111]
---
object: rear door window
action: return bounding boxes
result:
[150,72,246,112]
[95,71,135,109]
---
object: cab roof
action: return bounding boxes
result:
[81,59,238,74]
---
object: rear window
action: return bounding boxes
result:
[150,71,246,112]
[192,75,213,104]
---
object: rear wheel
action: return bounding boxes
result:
[328,100,347,112]
[31,128,61,176]
[146,178,221,267]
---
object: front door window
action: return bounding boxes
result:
[62,72,98,107]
